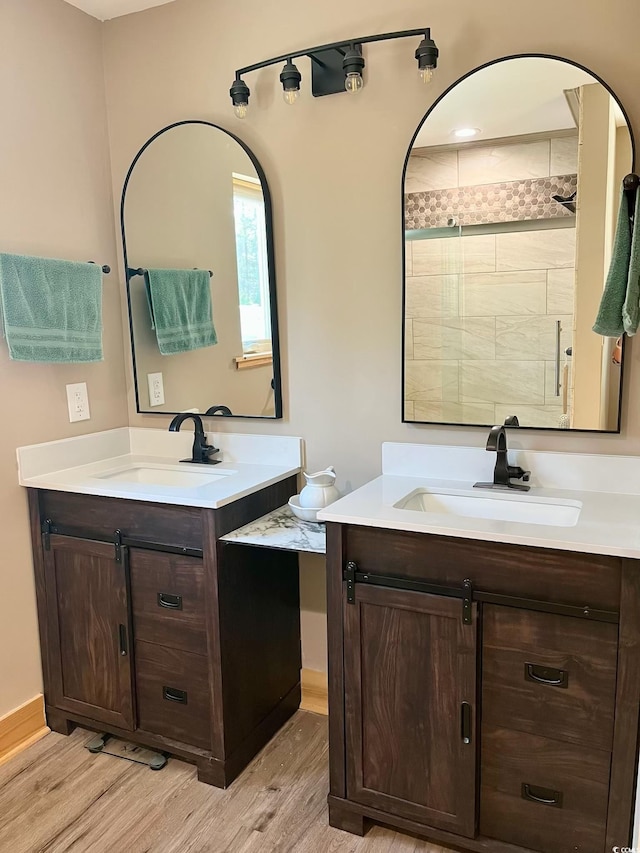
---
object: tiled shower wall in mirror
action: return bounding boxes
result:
[404,134,577,428]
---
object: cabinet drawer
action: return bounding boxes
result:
[130,550,206,654]
[38,490,203,550]
[480,726,610,853]
[135,640,211,750]
[344,525,621,612]
[482,605,618,750]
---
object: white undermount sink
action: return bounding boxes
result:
[96,464,236,489]
[395,488,582,527]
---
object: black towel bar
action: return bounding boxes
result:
[127,267,213,278]
[88,261,111,274]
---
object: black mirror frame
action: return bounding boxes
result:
[401,53,636,434]
[120,119,283,419]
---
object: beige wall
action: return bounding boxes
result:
[0,0,128,717]
[102,0,640,675]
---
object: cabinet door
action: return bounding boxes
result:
[344,583,478,836]
[44,535,135,729]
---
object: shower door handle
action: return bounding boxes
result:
[554,320,562,397]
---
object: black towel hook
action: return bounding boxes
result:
[623,174,639,233]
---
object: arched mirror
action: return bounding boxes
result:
[402,56,634,431]
[122,120,281,418]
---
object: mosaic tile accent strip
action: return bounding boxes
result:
[404,174,578,231]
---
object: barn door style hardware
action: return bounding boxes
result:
[41,518,52,550]
[342,563,618,624]
[114,529,123,564]
[344,562,474,624]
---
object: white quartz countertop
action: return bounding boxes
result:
[220,505,326,553]
[20,454,300,510]
[317,442,640,560]
[17,428,302,510]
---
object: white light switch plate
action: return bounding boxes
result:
[147,372,165,407]
[66,382,90,422]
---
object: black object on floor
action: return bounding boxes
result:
[84,734,169,771]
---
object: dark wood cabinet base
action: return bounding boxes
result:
[326,522,640,853]
[46,709,77,737]
[328,796,539,853]
[31,480,301,790]
[219,682,301,787]
[327,798,366,836]
[45,681,300,787]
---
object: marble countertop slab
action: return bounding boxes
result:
[220,505,326,554]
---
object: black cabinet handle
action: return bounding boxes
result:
[163,686,187,705]
[118,624,128,656]
[525,663,568,688]
[460,702,472,744]
[521,783,563,808]
[157,592,183,610]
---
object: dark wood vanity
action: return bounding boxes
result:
[28,477,300,787]
[326,522,640,853]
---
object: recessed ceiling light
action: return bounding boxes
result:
[453,127,481,139]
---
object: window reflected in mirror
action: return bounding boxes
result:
[232,174,272,357]
[402,57,633,431]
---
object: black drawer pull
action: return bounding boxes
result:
[163,686,187,705]
[525,663,568,688]
[521,783,563,808]
[460,702,472,744]
[157,592,183,610]
[118,624,128,656]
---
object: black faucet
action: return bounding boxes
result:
[204,405,233,416]
[168,413,221,465]
[474,424,530,491]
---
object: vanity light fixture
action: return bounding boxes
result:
[228,27,438,118]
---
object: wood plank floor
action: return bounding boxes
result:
[0,711,453,853]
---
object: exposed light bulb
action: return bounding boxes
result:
[280,59,301,107]
[230,77,250,119]
[345,72,364,95]
[415,31,439,86]
[343,46,364,95]
[419,66,435,84]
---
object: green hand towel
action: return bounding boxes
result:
[0,253,103,362]
[593,189,633,337]
[622,191,640,335]
[145,268,217,355]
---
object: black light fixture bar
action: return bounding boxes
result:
[232,27,435,102]
[235,28,431,77]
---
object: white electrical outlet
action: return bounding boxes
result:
[66,382,90,422]
[147,372,165,407]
